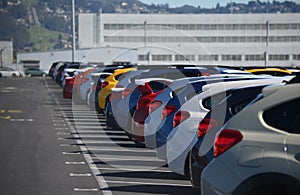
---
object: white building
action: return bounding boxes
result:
[0,41,13,67]
[78,13,300,67]
[17,47,138,72]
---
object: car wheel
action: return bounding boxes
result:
[27,74,32,77]
[12,73,16,77]
[42,73,46,77]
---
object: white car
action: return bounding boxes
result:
[0,67,23,77]
[201,82,300,195]
[144,74,273,149]
[166,77,289,177]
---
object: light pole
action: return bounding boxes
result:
[72,0,76,62]
[144,21,147,46]
[265,21,270,67]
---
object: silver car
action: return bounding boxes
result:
[201,82,300,195]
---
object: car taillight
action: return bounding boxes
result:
[101,81,109,88]
[214,129,243,158]
[149,100,163,114]
[162,105,177,120]
[198,118,218,138]
[122,88,133,99]
[173,111,190,127]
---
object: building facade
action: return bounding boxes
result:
[17,47,138,71]
[78,13,300,67]
[0,41,13,67]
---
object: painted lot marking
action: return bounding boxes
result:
[70,173,92,177]
[10,118,34,122]
[8,110,23,113]
[0,116,11,120]
[74,188,99,192]
[62,152,81,155]
[104,180,192,187]
[94,167,172,173]
[65,161,86,165]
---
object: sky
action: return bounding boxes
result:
[139,0,300,8]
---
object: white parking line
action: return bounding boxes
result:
[93,167,172,173]
[70,173,92,177]
[104,180,192,187]
[62,152,81,155]
[57,132,72,135]
[74,188,99,192]
[9,119,34,122]
[87,147,154,153]
[91,156,165,162]
[65,161,86,165]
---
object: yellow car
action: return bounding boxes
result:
[98,67,136,110]
[245,67,293,76]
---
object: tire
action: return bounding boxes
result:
[27,74,32,77]
[12,73,16,77]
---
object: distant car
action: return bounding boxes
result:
[201,83,300,195]
[98,67,136,112]
[25,67,47,77]
[245,67,293,76]
[0,67,23,77]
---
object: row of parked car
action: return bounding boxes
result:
[0,66,47,77]
[49,61,300,195]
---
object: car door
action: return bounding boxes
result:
[262,97,300,179]
[285,102,300,179]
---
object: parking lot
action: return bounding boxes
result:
[0,76,197,194]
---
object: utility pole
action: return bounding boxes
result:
[144,21,147,46]
[265,21,269,67]
[72,0,76,62]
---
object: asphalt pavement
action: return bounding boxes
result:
[0,77,198,195]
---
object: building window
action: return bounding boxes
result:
[269,55,289,61]
[175,55,195,61]
[103,23,300,31]
[103,35,300,43]
[138,55,149,61]
[245,55,265,61]
[198,55,218,61]
[221,55,242,61]
[293,55,300,60]
[152,55,172,61]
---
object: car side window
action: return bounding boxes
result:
[149,81,169,91]
[231,98,255,115]
[202,91,228,110]
[263,98,300,133]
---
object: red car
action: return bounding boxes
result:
[131,78,173,142]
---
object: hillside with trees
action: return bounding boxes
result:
[0,0,299,52]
